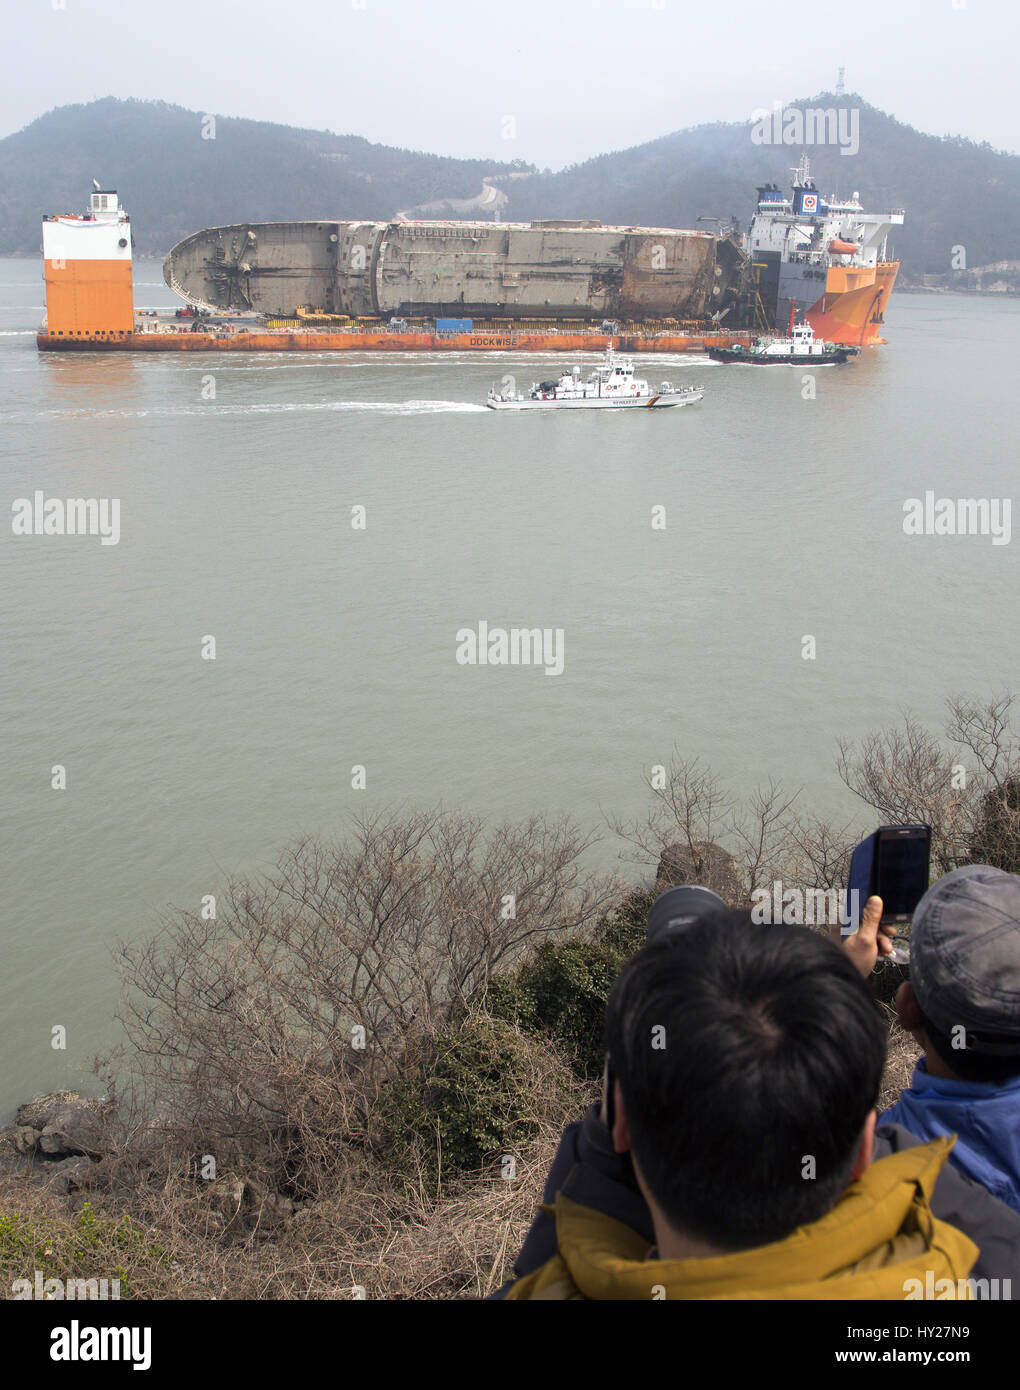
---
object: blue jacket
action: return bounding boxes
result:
[880,1060,1020,1213]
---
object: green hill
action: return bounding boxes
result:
[0,97,526,256]
[502,94,1020,279]
[1,94,1017,277]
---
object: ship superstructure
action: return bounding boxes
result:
[744,157,904,345]
[41,183,134,341]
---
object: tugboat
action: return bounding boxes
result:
[486,345,704,409]
[707,304,860,365]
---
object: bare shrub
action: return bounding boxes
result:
[608,751,859,906]
[612,696,1020,910]
[837,692,1020,874]
[110,809,619,1193]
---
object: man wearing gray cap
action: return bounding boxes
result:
[880,865,1020,1213]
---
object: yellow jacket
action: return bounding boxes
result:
[505,1137,977,1300]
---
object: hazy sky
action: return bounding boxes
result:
[3,0,1016,165]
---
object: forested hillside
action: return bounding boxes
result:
[2,94,1017,277]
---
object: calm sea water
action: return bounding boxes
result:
[1,260,1018,1114]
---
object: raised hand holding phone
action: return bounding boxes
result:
[843,895,898,978]
[843,825,931,975]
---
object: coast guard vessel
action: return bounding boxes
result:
[486,347,703,409]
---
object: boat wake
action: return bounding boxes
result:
[0,399,489,424]
[246,399,488,415]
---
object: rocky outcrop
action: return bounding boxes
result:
[37,1107,106,1158]
[6,1090,300,1235]
[203,1174,296,1232]
[13,1091,110,1159]
[2,1093,108,1195]
[655,840,743,903]
[15,1090,80,1129]
[38,1155,93,1193]
[3,1125,43,1155]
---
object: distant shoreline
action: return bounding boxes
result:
[896,284,1020,299]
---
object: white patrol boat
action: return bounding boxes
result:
[486,346,704,409]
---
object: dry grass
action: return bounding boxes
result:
[1,1034,925,1303]
[879,1014,922,1114]
[0,1110,573,1301]
[0,1171,187,1300]
[2,1022,922,1303]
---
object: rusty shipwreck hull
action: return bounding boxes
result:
[164,218,747,323]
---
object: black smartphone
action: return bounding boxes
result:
[872,825,931,927]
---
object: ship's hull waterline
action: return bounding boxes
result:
[36,328,753,353]
[803,262,900,346]
[486,393,700,409]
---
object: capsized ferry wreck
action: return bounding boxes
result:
[36,168,903,353]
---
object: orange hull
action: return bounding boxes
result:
[43,257,134,338]
[804,261,899,347]
[38,328,754,353]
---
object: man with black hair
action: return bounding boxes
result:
[879,865,1020,1212]
[504,911,977,1299]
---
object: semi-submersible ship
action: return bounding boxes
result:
[744,156,904,345]
[36,165,903,353]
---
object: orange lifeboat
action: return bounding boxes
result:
[828,239,858,256]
